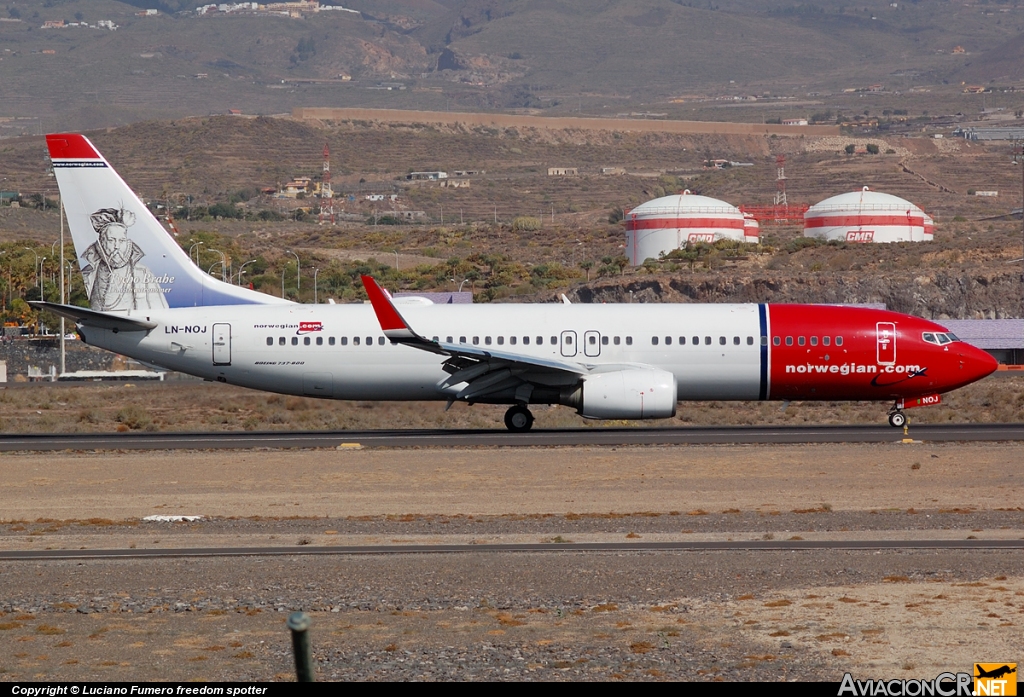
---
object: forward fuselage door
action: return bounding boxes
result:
[560,330,577,357]
[876,322,896,365]
[213,323,231,366]
[584,330,601,357]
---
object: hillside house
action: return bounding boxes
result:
[547,167,578,176]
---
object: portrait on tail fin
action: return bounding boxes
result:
[81,206,169,311]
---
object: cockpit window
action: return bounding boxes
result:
[924,332,958,345]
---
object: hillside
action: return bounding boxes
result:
[2,115,1023,321]
[2,1,1024,132]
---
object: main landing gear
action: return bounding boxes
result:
[887,401,907,428]
[504,405,535,432]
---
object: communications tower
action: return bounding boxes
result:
[773,154,788,220]
[319,142,334,225]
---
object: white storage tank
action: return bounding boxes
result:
[804,187,929,243]
[743,212,760,244]
[625,190,754,266]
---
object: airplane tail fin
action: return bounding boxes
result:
[46,134,292,311]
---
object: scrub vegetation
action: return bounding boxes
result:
[0,377,1021,434]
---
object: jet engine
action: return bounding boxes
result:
[563,368,677,420]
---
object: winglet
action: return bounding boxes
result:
[360,275,417,340]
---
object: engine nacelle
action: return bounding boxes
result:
[576,368,678,420]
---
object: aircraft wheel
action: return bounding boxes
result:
[888,411,906,428]
[504,405,534,433]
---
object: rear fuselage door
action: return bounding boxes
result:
[213,323,231,366]
[876,322,896,365]
[560,330,577,357]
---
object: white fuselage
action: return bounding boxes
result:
[84,303,764,401]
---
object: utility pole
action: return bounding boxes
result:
[59,201,65,376]
[1014,139,1024,321]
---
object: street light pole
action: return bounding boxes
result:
[286,250,300,292]
[208,248,227,282]
[313,268,319,304]
[189,241,203,266]
[237,260,257,286]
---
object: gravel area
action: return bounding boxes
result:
[0,442,1022,681]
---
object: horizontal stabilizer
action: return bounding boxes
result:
[28,301,157,332]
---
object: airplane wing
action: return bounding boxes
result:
[361,275,586,405]
[28,301,157,332]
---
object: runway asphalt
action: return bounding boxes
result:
[2,538,1023,561]
[2,423,1024,451]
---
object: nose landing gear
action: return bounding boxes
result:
[504,405,535,432]
[887,400,906,428]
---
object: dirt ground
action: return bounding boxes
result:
[0,442,1022,681]
[0,442,1022,523]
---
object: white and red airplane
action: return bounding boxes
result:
[33,133,998,431]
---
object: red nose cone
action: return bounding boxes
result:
[964,345,999,384]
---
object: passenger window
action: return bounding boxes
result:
[354,337,360,346]
[822,336,830,346]
[733,336,740,345]
[761,336,768,346]
[523,336,530,345]
[798,336,805,346]
[340,337,347,346]
[665,336,671,345]
[693,336,699,346]
[316,337,323,346]
[705,336,711,345]
[266,337,273,346]
[719,336,726,346]
[378,337,386,345]
[835,336,844,346]
[550,337,557,345]
[679,336,686,345]
[626,336,633,345]
[485,336,492,345]
[473,337,480,345]
[329,337,336,346]
[432,336,439,342]
[810,336,818,346]
[460,336,467,344]
[652,336,659,346]
[773,336,780,346]
[291,337,298,346]
[785,336,793,346]
[509,336,516,345]
[565,336,573,345]
[614,336,621,345]
[366,337,372,346]
[747,337,754,345]
[279,337,286,346]
[446,336,453,343]
[302,337,310,346]
[538,337,544,345]
[601,336,608,345]
[589,335,597,345]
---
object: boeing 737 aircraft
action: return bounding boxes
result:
[32,133,998,431]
